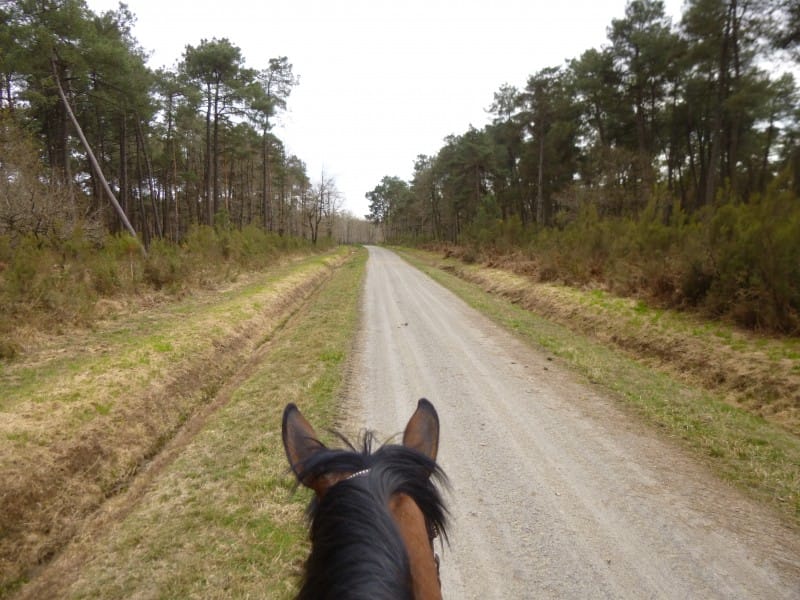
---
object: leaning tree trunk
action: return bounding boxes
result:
[51,57,144,254]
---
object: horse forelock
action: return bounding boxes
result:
[295,432,448,599]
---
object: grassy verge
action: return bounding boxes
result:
[14,247,367,599]
[397,248,800,525]
[0,247,352,595]
[439,261,800,434]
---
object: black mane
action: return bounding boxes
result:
[294,431,448,600]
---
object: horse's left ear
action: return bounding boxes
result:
[282,403,327,489]
[403,398,439,462]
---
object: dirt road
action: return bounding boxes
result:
[350,246,800,599]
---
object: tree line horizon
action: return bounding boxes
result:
[367,0,798,238]
[1,0,377,247]
[365,0,800,332]
[2,0,800,331]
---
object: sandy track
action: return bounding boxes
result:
[350,246,800,599]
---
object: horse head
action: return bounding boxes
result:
[282,399,447,599]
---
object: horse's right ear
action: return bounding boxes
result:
[282,404,326,488]
[403,398,439,462]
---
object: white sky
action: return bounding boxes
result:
[86,0,686,218]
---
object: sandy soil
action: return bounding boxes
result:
[349,246,800,599]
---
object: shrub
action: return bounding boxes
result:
[144,239,185,290]
[451,181,800,334]
[0,220,327,352]
[706,184,800,332]
[2,236,53,306]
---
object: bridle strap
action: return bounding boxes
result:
[345,468,371,480]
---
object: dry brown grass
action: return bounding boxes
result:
[0,248,351,594]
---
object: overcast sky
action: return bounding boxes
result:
[86,0,685,218]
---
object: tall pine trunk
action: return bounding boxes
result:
[704,1,733,206]
[119,117,129,231]
[212,81,221,220]
[262,131,272,230]
[204,83,213,225]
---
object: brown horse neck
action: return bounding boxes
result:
[389,493,442,600]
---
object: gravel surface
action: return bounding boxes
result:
[350,246,800,599]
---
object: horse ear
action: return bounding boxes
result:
[403,398,439,462]
[282,403,326,487]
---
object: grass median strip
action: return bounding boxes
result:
[16,247,367,599]
[398,248,800,526]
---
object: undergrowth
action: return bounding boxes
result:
[449,179,800,335]
[0,225,334,358]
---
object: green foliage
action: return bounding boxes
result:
[0,225,325,350]
[415,124,800,333]
[705,184,800,331]
[365,176,412,238]
[0,235,97,328]
[464,208,528,256]
[368,0,800,309]
[2,1,320,245]
[144,239,185,290]
[459,184,800,334]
